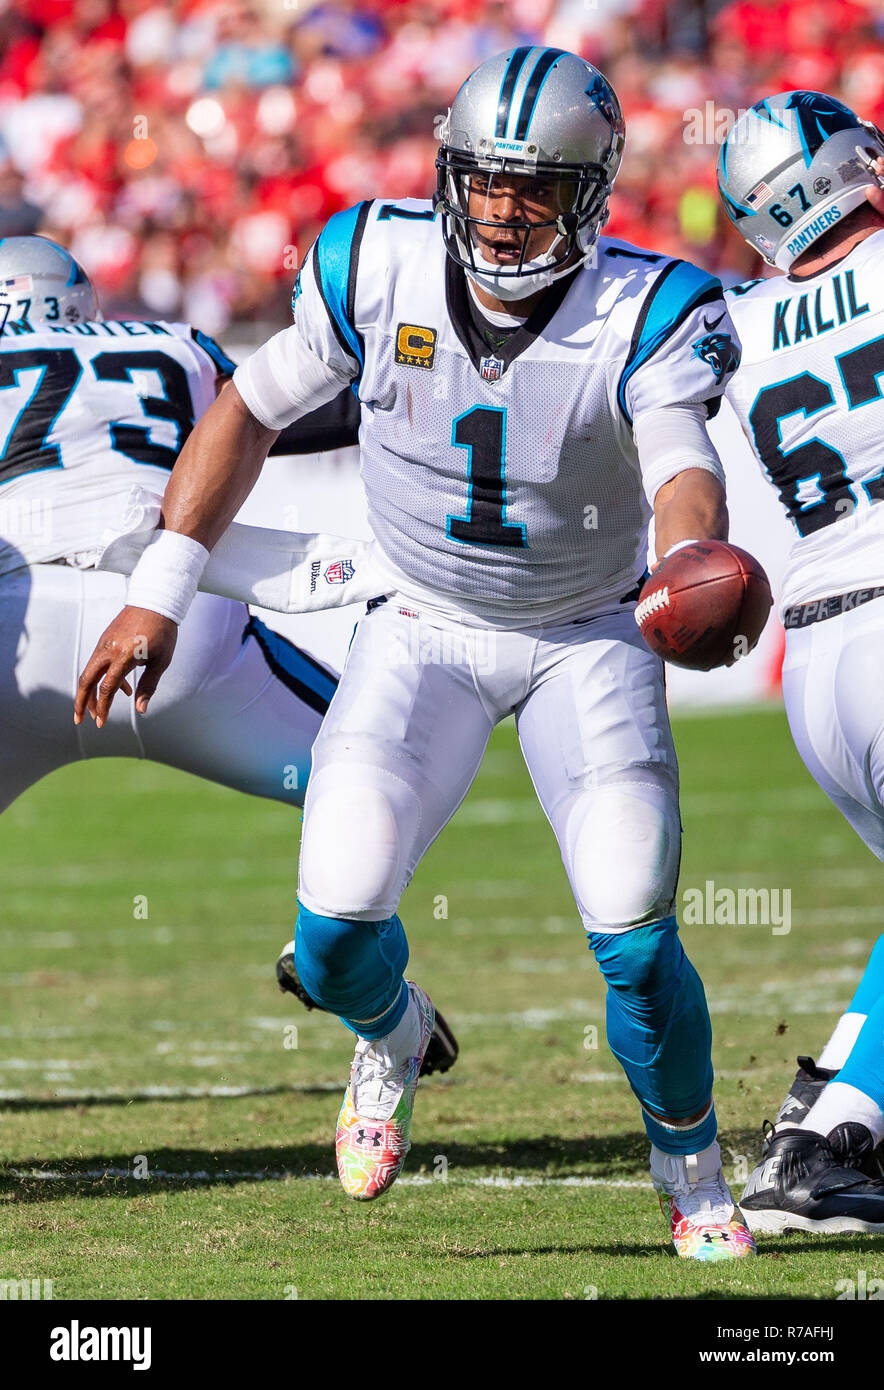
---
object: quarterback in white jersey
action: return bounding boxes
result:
[718,91,884,1234]
[78,49,756,1260]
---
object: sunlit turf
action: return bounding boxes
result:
[2,704,883,1298]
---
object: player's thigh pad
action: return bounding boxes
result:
[517,612,681,930]
[298,604,493,920]
[783,606,884,861]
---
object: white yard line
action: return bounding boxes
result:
[0,1081,343,1101]
[4,1167,653,1190]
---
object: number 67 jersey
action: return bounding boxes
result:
[234,198,739,625]
[724,229,884,611]
[0,319,224,577]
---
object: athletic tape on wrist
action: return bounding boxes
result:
[125,528,210,625]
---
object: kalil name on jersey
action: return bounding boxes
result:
[772,269,869,351]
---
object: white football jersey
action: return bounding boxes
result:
[234,198,739,624]
[0,318,227,576]
[725,230,884,611]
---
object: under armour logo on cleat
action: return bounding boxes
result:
[356,1128,382,1148]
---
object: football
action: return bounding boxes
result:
[635,540,773,671]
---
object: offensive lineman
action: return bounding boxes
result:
[0,234,457,1073]
[77,49,756,1259]
[718,92,884,1233]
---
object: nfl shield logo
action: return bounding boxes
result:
[324,558,355,585]
[480,355,503,382]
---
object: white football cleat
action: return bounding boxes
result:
[335,981,435,1200]
[651,1140,757,1260]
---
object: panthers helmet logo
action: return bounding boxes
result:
[586,75,624,134]
[784,91,859,166]
[692,330,740,384]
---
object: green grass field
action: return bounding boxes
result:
[2,703,883,1300]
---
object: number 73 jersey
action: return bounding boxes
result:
[234,198,739,623]
[724,230,884,610]
[0,319,224,577]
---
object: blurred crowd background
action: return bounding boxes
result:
[0,0,882,335]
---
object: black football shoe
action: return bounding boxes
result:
[770,1055,838,1130]
[275,941,459,1078]
[829,1119,884,1180]
[761,1056,884,1178]
[740,1126,884,1234]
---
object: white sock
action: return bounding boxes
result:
[801,1080,884,1147]
[817,1012,867,1070]
[360,985,419,1059]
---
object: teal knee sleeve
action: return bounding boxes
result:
[589,917,714,1131]
[294,901,409,1038]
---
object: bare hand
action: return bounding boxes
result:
[866,156,884,215]
[74,607,178,728]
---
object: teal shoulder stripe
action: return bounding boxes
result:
[314,201,370,370]
[617,260,723,422]
[191,327,237,375]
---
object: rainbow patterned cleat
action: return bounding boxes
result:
[651,1141,757,1261]
[335,981,435,1201]
[658,1191,757,1261]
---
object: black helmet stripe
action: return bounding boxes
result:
[495,46,533,139]
[513,48,567,142]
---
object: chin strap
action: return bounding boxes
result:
[467,231,596,303]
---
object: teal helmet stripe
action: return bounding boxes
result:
[513,47,567,141]
[495,47,533,139]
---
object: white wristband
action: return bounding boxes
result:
[126,528,210,625]
[662,538,700,560]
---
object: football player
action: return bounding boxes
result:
[0,234,457,1076]
[718,91,884,1233]
[77,48,756,1259]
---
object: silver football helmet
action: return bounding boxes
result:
[435,47,625,300]
[0,235,99,331]
[718,91,884,271]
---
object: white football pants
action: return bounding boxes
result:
[783,598,884,861]
[0,563,331,811]
[298,600,682,932]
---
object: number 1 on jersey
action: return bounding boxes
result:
[446,405,527,548]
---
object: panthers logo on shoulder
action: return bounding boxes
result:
[691,330,740,384]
